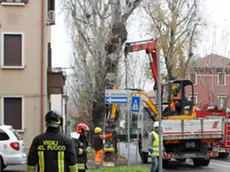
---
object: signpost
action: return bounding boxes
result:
[130,95,141,113]
[130,95,141,166]
[105,89,128,104]
[104,90,142,167]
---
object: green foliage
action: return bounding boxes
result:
[89,166,149,172]
[144,0,205,80]
[143,62,153,81]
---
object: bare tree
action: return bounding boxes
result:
[62,0,144,126]
[142,0,205,80]
[118,53,149,89]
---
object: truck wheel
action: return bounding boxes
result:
[163,159,169,168]
[224,153,229,159]
[177,158,186,163]
[218,153,229,159]
[199,159,210,166]
[193,158,201,167]
[141,152,148,164]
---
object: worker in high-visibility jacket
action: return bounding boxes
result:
[92,127,113,169]
[148,121,166,172]
[170,84,182,115]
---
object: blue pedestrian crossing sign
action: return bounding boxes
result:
[130,95,141,113]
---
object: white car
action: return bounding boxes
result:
[0,125,26,170]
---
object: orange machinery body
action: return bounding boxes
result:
[125,39,158,89]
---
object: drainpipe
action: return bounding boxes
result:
[41,0,45,133]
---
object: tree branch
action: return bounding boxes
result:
[122,0,143,22]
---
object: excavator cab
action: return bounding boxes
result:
[162,79,195,120]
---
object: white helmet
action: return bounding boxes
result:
[153,121,159,128]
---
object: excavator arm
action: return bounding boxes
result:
[130,90,158,121]
[110,86,119,120]
[124,39,159,90]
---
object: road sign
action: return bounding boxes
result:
[105,89,128,104]
[130,95,141,113]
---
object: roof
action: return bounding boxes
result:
[194,53,230,68]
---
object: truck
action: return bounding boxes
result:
[195,106,230,159]
[111,39,230,167]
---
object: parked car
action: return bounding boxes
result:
[0,125,26,170]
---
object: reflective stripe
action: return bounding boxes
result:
[78,148,83,155]
[27,165,36,172]
[68,164,78,172]
[58,151,65,172]
[38,151,45,172]
[77,163,85,169]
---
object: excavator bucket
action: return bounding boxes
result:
[102,103,118,167]
[102,131,117,167]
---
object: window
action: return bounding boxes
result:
[48,42,52,68]
[0,129,9,141]
[0,0,28,5]
[188,94,198,104]
[189,72,197,85]
[218,72,226,86]
[1,32,24,68]
[217,96,227,109]
[2,97,24,131]
[0,0,28,3]
[48,0,55,11]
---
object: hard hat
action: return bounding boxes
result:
[172,84,178,90]
[76,123,90,136]
[45,110,63,128]
[153,121,159,128]
[94,127,102,134]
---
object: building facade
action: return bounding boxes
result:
[187,54,230,109]
[0,0,65,148]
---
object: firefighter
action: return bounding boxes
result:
[170,84,182,115]
[27,110,77,172]
[92,127,113,168]
[148,121,166,172]
[72,123,91,172]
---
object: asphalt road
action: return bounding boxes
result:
[118,142,230,172]
[4,142,230,171]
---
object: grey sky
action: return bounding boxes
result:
[51,0,230,91]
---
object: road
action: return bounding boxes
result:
[4,142,230,171]
[118,142,230,172]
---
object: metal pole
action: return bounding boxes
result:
[135,127,139,165]
[127,110,130,166]
[125,57,131,166]
[157,48,163,172]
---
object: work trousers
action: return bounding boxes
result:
[150,156,159,172]
[95,149,103,165]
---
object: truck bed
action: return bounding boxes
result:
[162,119,224,140]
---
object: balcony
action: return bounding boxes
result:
[48,67,66,94]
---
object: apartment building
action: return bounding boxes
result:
[0,0,65,148]
[187,54,230,108]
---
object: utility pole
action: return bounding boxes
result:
[157,48,163,172]
[124,57,130,166]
